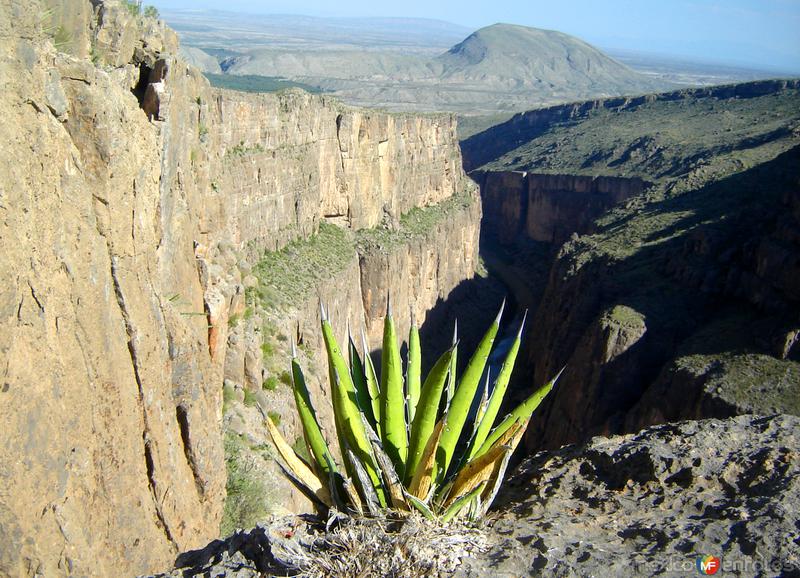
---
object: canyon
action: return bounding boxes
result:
[462,81,800,454]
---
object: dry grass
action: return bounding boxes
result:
[270,512,491,577]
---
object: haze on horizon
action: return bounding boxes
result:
[152,0,800,73]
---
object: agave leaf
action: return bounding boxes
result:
[290,350,337,480]
[473,368,561,460]
[321,315,387,507]
[437,300,504,481]
[445,320,458,409]
[264,411,332,506]
[488,417,527,453]
[349,333,376,428]
[274,460,330,511]
[408,417,446,500]
[441,482,487,523]
[380,300,408,475]
[360,413,408,510]
[442,442,510,509]
[372,444,408,511]
[324,455,348,511]
[406,316,422,424]
[478,419,528,517]
[361,328,382,435]
[465,312,527,463]
[472,368,491,440]
[403,489,436,521]
[469,494,482,522]
[406,345,456,483]
[346,446,380,516]
[342,476,364,517]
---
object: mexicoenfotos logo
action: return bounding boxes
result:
[697,555,721,575]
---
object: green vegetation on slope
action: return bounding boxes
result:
[252,192,476,311]
[356,191,476,252]
[456,112,515,141]
[471,80,800,442]
[465,81,800,180]
[251,222,355,311]
[220,433,271,536]
[205,73,323,94]
[538,140,800,427]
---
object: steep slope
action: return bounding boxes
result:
[0,1,479,575]
[220,23,672,113]
[461,81,800,452]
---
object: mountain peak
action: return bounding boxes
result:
[436,22,652,93]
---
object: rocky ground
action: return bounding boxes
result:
[144,414,800,577]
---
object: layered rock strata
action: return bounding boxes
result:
[0,1,476,575]
[473,171,647,245]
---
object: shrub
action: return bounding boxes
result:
[262,376,279,391]
[53,26,72,51]
[220,434,269,536]
[278,370,292,387]
[264,301,560,521]
[222,383,237,414]
[243,388,258,407]
[121,0,140,16]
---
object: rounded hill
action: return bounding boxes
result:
[436,23,658,93]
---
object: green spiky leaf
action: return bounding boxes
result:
[406,345,456,482]
[465,312,526,463]
[380,303,408,476]
[436,301,504,481]
[473,369,561,460]
[406,318,422,424]
[322,315,387,507]
[290,351,337,481]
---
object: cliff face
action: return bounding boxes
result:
[0,4,221,576]
[474,171,647,245]
[0,1,477,576]
[203,89,465,252]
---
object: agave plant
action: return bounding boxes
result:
[263,299,560,522]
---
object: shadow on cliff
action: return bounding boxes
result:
[524,145,800,452]
[382,272,513,374]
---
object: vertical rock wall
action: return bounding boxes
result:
[0,1,478,576]
[474,170,648,245]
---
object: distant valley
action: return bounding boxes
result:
[169,11,671,113]
[168,10,789,117]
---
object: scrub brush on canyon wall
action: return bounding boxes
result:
[262,299,561,521]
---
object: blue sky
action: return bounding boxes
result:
[153,0,800,72]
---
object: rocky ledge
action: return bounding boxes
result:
[463,413,800,577]
[145,414,800,577]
